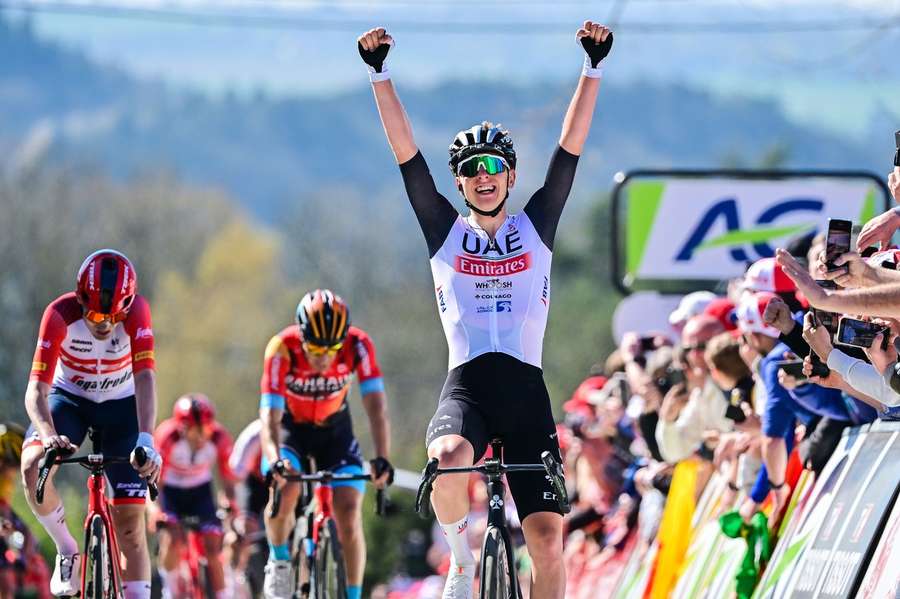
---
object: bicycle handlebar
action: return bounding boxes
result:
[415,450,571,518]
[36,447,159,504]
[268,470,387,519]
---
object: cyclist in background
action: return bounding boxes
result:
[359,19,612,599]
[225,418,268,596]
[0,422,50,599]
[260,289,393,599]
[153,393,237,599]
[20,249,161,599]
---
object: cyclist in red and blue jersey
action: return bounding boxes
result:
[20,249,161,599]
[260,290,392,599]
[359,20,612,599]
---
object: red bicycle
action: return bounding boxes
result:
[157,513,218,599]
[269,465,386,599]
[35,446,157,599]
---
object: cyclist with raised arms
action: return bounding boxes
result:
[358,20,612,599]
[259,289,392,599]
[20,249,162,599]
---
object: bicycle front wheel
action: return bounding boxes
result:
[86,515,115,599]
[480,526,517,599]
[314,519,347,599]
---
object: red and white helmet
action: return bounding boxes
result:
[736,292,781,338]
[76,249,137,318]
[173,393,215,428]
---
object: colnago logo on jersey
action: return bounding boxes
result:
[286,373,352,396]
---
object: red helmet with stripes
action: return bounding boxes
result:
[296,289,351,347]
[76,249,137,318]
[173,393,215,428]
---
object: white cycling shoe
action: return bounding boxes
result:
[442,561,476,599]
[263,559,293,599]
[50,553,81,598]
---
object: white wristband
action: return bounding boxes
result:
[582,55,604,79]
[368,66,391,83]
[137,432,154,448]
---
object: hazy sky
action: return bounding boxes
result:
[3,0,899,136]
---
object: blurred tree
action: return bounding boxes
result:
[152,219,299,430]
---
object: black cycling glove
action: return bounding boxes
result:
[358,41,392,74]
[580,32,614,68]
[369,456,395,485]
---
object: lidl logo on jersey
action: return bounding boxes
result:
[623,178,882,283]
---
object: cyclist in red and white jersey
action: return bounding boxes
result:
[153,393,236,599]
[260,290,392,599]
[225,419,267,595]
[359,20,612,599]
[20,249,162,599]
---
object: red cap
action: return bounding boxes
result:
[703,298,737,332]
[563,375,607,418]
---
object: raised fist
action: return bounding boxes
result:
[357,27,394,73]
[577,21,613,68]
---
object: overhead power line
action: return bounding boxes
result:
[1,0,899,34]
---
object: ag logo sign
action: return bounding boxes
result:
[611,170,890,294]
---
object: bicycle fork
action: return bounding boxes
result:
[484,475,520,598]
[82,472,124,597]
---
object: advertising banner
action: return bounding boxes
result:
[788,427,899,598]
[611,171,890,294]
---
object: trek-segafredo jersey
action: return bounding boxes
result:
[30,292,155,402]
[400,146,579,370]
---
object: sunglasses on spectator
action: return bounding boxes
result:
[456,154,509,178]
[303,341,343,356]
[682,341,707,352]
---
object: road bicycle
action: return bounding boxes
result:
[415,439,570,599]
[158,513,218,599]
[36,442,158,599]
[269,464,386,599]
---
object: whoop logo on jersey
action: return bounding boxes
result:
[454,253,531,277]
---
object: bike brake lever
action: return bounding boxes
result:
[415,458,439,519]
[132,446,159,501]
[375,489,387,516]
[35,448,60,505]
[541,451,571,514]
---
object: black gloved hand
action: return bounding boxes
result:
[358,41,392,74]
[581,32,614,68]
[369,456,395,485]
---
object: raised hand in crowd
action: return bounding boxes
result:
[776,249,831,308]
[658,382,689,422]
[762,296,795,335]
[813,250,882,288]
[857,208,900,252]
[890,166,900,203]
[801,311,834,362]
[864,324,899,375]
[802,355,844,390]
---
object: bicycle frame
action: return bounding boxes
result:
[482,465,520,597]
[311,485,334,547]
[184,525,206,599]
[36,446,158,599]
[81,459,125,597]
